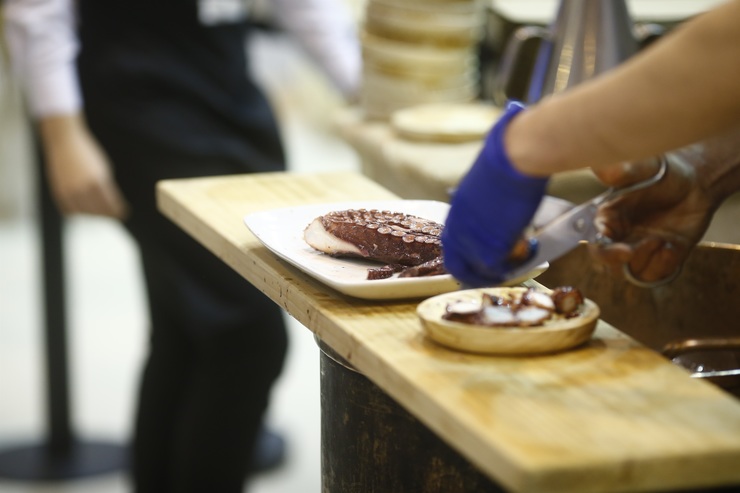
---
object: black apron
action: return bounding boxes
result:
[76,0,285,174]
[72,3,289,491]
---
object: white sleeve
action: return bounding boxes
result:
[3,0,82,117]
[270,0,362,100]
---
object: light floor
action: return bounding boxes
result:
[0,32,360,493]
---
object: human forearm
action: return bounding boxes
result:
[690,126,740,210]
[38,111,85,149]
[506,0,740,177]
[37,113,129,219]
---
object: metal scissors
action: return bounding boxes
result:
[503,156,669,283]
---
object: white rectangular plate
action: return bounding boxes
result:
[244,200,547,300]
[244,200,459,300]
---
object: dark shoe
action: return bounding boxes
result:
[249,427,286,473]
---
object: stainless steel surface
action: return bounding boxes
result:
[493,0,662,104]
[662,338,740,392]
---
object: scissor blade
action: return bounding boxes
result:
[503,200,598,281]
[531,195,576,228]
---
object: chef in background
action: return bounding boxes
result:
[2,0,360,492]
[442,0,740,288]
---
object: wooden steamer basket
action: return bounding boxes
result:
[359,0,485,120]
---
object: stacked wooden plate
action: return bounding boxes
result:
[390,102,502,143]
[360,0,486,120]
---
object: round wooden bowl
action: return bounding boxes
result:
[417,287,600,355]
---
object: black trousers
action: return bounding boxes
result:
[99,140,288,492]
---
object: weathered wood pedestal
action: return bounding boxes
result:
[317,335,740,493]
[318,338,505,493]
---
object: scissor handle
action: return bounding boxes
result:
[596,155,668,205]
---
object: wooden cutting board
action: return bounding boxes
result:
[157,171,740,493]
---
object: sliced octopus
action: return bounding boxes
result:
[303,208,446,280]
[443,286,585,328]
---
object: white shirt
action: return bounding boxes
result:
[2,0,362,117]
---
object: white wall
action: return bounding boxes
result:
[0,51,34,220]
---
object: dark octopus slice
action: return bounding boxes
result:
[443,287,585,327]
[304,209,446,279]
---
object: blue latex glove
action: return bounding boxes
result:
[442,101,549,287]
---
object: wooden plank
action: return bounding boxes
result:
[157,170,740,493]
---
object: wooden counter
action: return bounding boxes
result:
[157,171,740,493]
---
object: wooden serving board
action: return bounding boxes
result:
[157,171,740,493]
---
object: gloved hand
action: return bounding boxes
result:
[442,101,548,287]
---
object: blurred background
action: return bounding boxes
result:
[0,2,364,492]
[0,1,730,492]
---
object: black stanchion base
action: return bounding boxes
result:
[0,440,128,481]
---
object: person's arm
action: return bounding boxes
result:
[270,0,361,101]
[38,113,128,218]
[3,0,128,219]
[507,0,740,176]
[441,0,740,287]
[4,0,81,117]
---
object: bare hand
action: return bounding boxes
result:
[589,151,713,284]
[39,114,129,219]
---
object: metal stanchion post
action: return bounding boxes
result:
[0,137,127,480]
